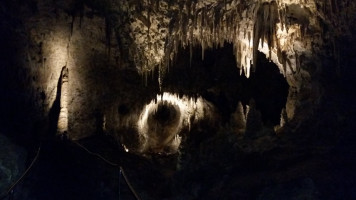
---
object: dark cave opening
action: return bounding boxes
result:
[163,43,289,126]
[118,104,130,115]
[153,103,177,125]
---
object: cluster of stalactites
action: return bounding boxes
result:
[116,0,353,87]
[124,0,332,85]
[159,0,285,79]
[125,0,296,84]
[253,1,279,71]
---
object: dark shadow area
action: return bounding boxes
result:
[153,103,178,125]
[14,137,136,200]
[0,3,41,150]
[163,43,289,126]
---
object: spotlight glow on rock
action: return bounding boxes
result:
[137,92,212,154]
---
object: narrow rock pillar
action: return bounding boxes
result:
[57,66,69,135]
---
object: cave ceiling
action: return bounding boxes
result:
[107,0,352,89]
[79,0,354,132]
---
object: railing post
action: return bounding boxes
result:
[9,189,14,200]
[119,168,122,200]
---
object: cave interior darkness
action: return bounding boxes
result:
[163,43,289,126]
[0,0,356,200]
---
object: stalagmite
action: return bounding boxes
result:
[231,101,247,134]
[280,108,288,128]
[245,99,263,138]
[57,66,69,136]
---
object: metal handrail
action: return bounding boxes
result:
[73,141,142,200]
[0,140,141,200]
[0,143,42,200]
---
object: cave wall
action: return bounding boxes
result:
[0,0,355,142]
[0,0,161,140]
[25,4,121,139]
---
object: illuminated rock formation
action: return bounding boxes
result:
[111,0,354,132]
[1,0,355,144]
[57,66,69,135]
[134,92,214,153]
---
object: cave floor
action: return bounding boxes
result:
[13,135,141,200]
[9,130,356,200]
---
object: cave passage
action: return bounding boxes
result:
[163,43,289,126]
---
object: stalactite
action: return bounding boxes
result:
[295,52,300,74]
[253,1,278,72]
[224,0,227,12]
[202,40,205,60]
[158,68,163,91]
[141,0,292,83]
[189,43,192,67]
[70,15,75,37]
[105,17,112,57]
[182,13,188,44]
[248,31,251,48]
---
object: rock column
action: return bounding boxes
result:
[57,66,69,135]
